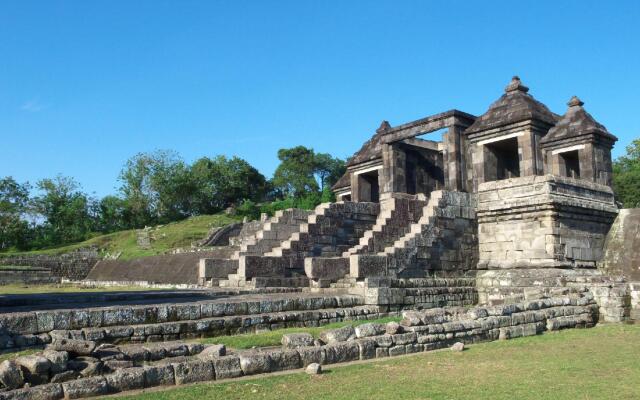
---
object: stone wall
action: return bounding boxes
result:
[0,291,598,400]
[86,248,235,285]
[476,175,618,269]
[0,294,371,351]
[599,208,640,281]
[363,277,478,311]
[0,250,99,281]
[0,268,59,285]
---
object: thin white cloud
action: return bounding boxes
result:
[20,98,48,112]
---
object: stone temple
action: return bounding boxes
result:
[191,76,633,319]
[1,77,638,398]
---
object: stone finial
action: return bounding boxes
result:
[377,120,391,133]
[567,96,584,108]
[505,76,529,93]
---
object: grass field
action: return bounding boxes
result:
[198,316,402,349]
[0,214,239,260]
[0,284,170,295]
[119,324,640,400]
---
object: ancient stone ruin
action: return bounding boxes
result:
[1,77,638,399]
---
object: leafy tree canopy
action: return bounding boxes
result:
[613,138,640,208]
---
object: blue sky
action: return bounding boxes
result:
[1,1,639,197]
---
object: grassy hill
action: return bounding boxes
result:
[1,214,240,261]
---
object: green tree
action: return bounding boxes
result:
[613,139,640,208]
[32,176,94,247]
[314,152,346,191]
[95,195,128,233]
[190,156,267,214]
[0,177,32,250]
[119,150,195,226]
[272,146,320,197]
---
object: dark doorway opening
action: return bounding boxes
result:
[560,150,580,178]
[357,170,380,203]
[484,137,520,181]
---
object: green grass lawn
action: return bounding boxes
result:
[0,284,171,295]
[0,214,240,260]
[121,324,640,400]
[198,316,402,349]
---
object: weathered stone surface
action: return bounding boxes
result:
[451,342,465,351]
[212,356,242,380]
[197,344,226,359]
[0,360,24,390]
[305,363,321,375]
[62,376,110,399]
[103,360,134,372]
[121,346,149,363]
[186,343,205,356]
[48,339,95,356]
[142,364,175,387]
[375,347,389,358]
[172,360,214,385]
[296,346,323,367]
[385,322,401,335]
[0,383,64,400]
[92,344,125,361]
[15,355,51,375]
[42,350,68,374]
[106,367,145,392]
[67,356,99,372]
[373,335,393,348]
[50,370,79,384]
[322,342,359,364]
[388,345,406,357]
[281,333,314,349]
[267,350,301,371]
[355,338,376,360]
[318,326,355,344]
[400,311,423,327]
[354,323,386,338]
[239,352,272,375]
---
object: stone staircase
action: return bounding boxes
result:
[343,195,428,256]
[265,202,379,259]
[349,191,478,280]
[219,202,379,288]
[199,209,312,286]
[304,195,430,291]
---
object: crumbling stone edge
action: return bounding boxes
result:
[0,290,598,400]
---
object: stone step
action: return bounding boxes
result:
[63,304,384,345]
[0,294,365,339]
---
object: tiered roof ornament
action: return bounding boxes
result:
[541,96,617,146]
[465,76,558,133]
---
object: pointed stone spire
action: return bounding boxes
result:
[567,96,584,108]
[377,120,391,133]
[505,76,529,94]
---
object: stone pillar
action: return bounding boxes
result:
[581,143,595,183]
[381,143,407,194]
[472,142,485,191]
[444,125,465,191]
[350,172,361,202]
[517,130,536,177]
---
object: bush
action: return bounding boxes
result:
[236,199,261,221]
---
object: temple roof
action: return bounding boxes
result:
[331,173,351,191]
[331,120,390,191]
[465,77,559,133]
[345,120,390,167]
[540,96,617,145]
